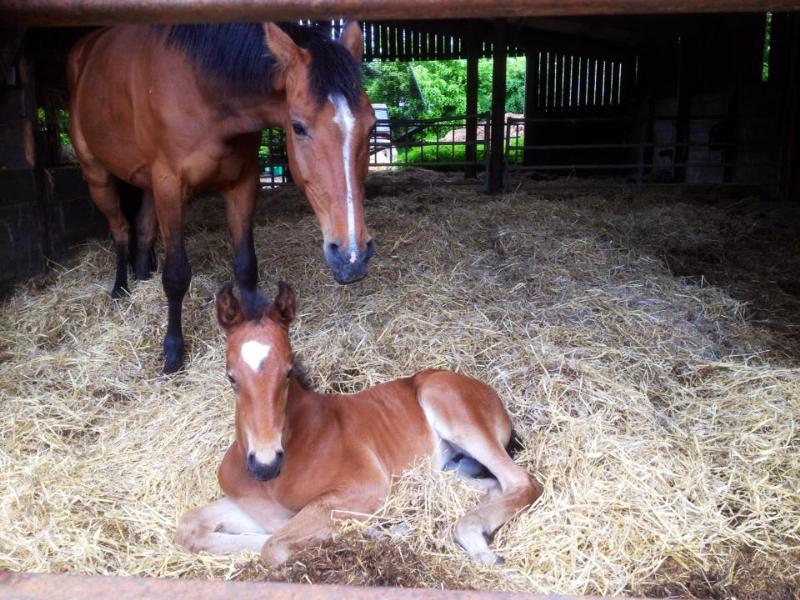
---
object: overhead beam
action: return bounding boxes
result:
[2,0,800,27]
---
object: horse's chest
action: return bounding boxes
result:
[182,144,246,188]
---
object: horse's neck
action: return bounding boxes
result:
[207,86,287,138]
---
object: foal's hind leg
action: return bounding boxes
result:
[133,189,158,281]
[419,374,542,564]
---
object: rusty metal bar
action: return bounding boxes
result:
[2,0,800,27]
[0,572,633,600]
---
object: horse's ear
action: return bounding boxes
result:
[263,23,301,70]
[339,21,363,63]
[266,281,296,328]
[216,283,244,334]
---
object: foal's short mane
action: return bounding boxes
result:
[162,23,362,107]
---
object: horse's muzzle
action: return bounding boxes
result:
[247,450,284,481]
[325,240,375,284]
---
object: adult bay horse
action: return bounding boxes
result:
[67,22,375,373]
[176,282,542,566]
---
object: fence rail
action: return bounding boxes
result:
[258,111,781,189]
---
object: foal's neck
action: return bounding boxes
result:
[283,378,328,447]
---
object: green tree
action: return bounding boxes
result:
[364,57,528,119]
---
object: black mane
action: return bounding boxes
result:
[163,23,362,107]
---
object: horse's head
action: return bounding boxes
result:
[264,22,375,284]
[217,282,296,481]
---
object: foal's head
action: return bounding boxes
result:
[264,23,375,284]
[217,282,296,481]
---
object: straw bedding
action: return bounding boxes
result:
[1,170,798,598]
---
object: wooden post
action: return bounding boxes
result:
[779,13,800,201]
[486,23,507,194]
[673,35,690,183]
[464,33,479,179]
[523,44,536,167]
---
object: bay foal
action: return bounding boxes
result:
[176,283,542,565]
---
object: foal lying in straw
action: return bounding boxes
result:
[176,282,542,565]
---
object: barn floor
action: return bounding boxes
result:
[1,170,799,598]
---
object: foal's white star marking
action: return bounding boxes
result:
[241,340,271,372]
[329,93,357,257]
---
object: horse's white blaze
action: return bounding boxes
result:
[241,340,271,372]
[330,94,357,257]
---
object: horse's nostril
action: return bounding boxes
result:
[276,450,285,460]
[364,240,375,260]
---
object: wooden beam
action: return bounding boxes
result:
[487,25,507,194]
[465,35,480,179]
[0,571,617,600]
[3,0,800,27]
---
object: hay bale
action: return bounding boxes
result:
[1,171,798,598]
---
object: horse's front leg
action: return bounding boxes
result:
[176,496,271,554]
[260,483,387,567]
[223,142,261,316]
[133,189,158,281]
[153,169,191,374]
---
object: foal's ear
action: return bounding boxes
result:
[263,23,302,70]
[216,283,244,333]
[266,281,296,328]
[339,21,363,63]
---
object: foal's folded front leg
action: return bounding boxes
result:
[260,485,385,567]
[176,496,271,555]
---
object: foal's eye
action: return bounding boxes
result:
[227,374,238,388]
[291,121,308,138]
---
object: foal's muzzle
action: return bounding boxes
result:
[247,450,285,481]
[325,240,375,284]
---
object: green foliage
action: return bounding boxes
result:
[761,12,773,83]
[398,132,524,167]
[364,57,528,120]
[363,61,425,120]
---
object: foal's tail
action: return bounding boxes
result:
[505,430,524,458]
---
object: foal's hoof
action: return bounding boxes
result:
[260,540,290,567]
[475,550,503,565]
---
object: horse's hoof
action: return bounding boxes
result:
[111,286,130,299]
[163,353,184,374]
[163,337,184,374]
[134,251,157,281]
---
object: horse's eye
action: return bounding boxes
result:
[227,374,237,388]
[291,121,308,137]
